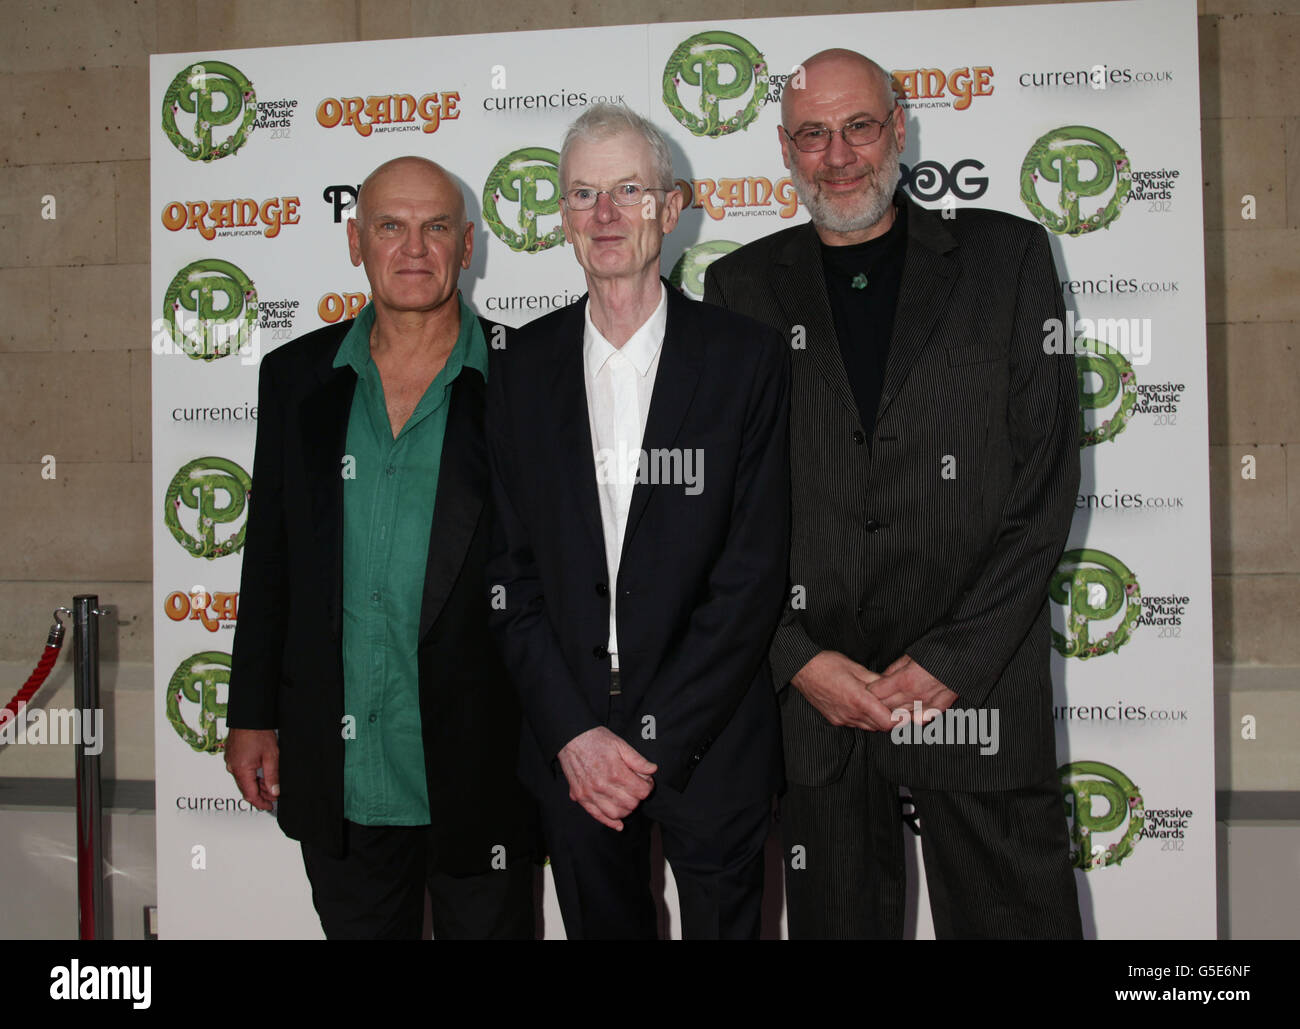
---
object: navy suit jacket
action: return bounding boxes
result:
[485,282,789,812]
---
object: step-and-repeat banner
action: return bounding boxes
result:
[150,0,1212,938]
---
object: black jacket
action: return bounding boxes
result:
[705,193,1080,791]
[485,284,789,812]
[228,315,538,872]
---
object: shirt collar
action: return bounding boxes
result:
[582,282,667,379]
[332,300,376,375]
[332,292,487,382]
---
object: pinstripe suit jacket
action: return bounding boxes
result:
[704,191,1079,792]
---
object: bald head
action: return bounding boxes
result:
[777,48,905,244]
[346,155,474,319]
[354,156,466,229]
[782,49,896,127]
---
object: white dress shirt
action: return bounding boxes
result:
[582,284,668,672]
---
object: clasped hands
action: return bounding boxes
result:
[557,726,657,831]
[791,650,958,732]
[556,651,957,829]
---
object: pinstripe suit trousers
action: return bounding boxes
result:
[779,732,1081,939]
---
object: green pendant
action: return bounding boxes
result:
[851,272,869,290]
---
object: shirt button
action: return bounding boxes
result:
[368,713,377,724]
[593,645,609,660]
[386,465,395,476]
[370,590,381,602]
[596,582,609,597]
[852,430,866,445]
[865,519,880,533]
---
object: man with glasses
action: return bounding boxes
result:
[486,103,789,938]
[705,49,1082,939]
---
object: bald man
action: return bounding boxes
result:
[227,157,539,939]
[705,50,1082,938]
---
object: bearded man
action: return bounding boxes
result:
[704,49,1083,940]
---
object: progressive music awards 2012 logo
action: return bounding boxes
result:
[159,259,259,362]
[164,457,252,560]
[482,148,565,254]
[166,651,230,754]
[1021,126,1131,237]
[663,31,768,138]
[669,240,740,301]
[1076,337,1137,446]
[161,61,258,162]
[1049,548,1142,659]
[1060,761,1145,870]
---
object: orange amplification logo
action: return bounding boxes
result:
[892,66,993,111]
[675,176,800,221]
[164,589,238,632]
[160,197,301,239]
[318,291,373,323]
[315,92,461,136]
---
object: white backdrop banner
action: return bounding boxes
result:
[150,0,1212,939]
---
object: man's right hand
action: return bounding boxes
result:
[791,650,893,731]
[557,726,657,832]
[225,728,280,811]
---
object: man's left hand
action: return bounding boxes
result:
[868,655,959,725]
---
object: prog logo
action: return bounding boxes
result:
[1077,338,1137,447]
[164,456,252,560]
[899,159,988,202]
[663,31,768,138]
[1020,126,1131,236]
[482,147,565,254]
[163,259,259,362]
[1049,548,1142,659]
[166,651,230,754]
[161,61,257,162]
[669,239,740,301]
[1060,760,1145,870]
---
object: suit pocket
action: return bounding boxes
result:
[946,341,1003,366]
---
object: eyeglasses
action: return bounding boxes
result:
[783,109,897,153]
[561,182,669,211]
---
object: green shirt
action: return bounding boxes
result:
[333,295,487,825]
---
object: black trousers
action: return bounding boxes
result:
[539,693,772,940]
[301,821,535,940]
[780,736,1082,940]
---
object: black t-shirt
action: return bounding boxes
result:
[819,202,908,441]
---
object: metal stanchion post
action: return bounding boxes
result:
[73,594,105,940]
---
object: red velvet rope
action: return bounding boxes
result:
[0,642,63,728]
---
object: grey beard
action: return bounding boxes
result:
[790,144,901,236]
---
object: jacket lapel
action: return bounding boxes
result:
[299,357,356,635]
[418,369,487,640]
[621,283,703,554]
[550,300,606,555]
[876,193,959,422]
[771,223,860,423]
